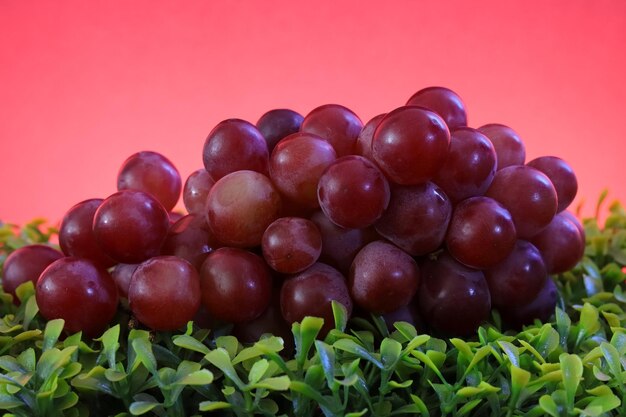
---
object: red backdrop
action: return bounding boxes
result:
[1,0,625,225]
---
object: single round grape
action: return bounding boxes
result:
[417,253,491,337]
[300,104,363,157]
[183,169,215,214]
[310,210,379,275]
[374,182,452,256]
[530,212,585,274]
[433,127,497,203]
[202,119,269,180]
[256,108,304,152]
[406,86,468,129]
[117,151,182,212]
[485,165,558,239]
[372,106,450,185]
[93,190,170,263]
[269,132,337,209]
[206,170,281,248]
[561,211,585,242]
[349,241,419,314]
[280,262,353,336]
[485,240,547,308]
[498,277,558,330]
[477,124,526,170]
[2,244,64,303]
[59,198,116,268]
[262,217,322,274]
[527,156,578,212]
[354,113,385,161]
[200,248,272,323]
[446,196,517,269]
[317,155,390,229]
[36,257,119,338]
[111,263,139,300]
[128,256,201,331]
[161,213,220,270]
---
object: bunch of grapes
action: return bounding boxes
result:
[1,86,584,338]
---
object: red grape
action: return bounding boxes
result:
[128,256,201,331]
[93,190,170,263]
[256,109,304,152]
[117,151,182,212]
[433,127,497,203]
[530,212,585,274]
[485,165,558,239]
[36,257,119,338]
[374,182,452,256]
[280,262,352,336]
[200,247,273,323]
[372,106,450,185]
[202,119,269,180]
[269,132,337,209]
[527,156,578,212]
[406,86,467,130]
[182,169,215,215]
[300,104,363,157]
[499,277,558,329]
[354,113,385,161]
[2,244,64,303]
[477,124,526,170]
[317,155,390,229]
[206,170,281,248]
[111,263,139,300]
[262,217,322,274]
[161,213,220,270]
[446,196,517,269]
[349,241,419,314]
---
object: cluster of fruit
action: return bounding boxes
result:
[1,86,584,338]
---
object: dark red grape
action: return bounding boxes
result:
[93,190,170,263]
[256,109,304,152]
[527,156,578,212]
[59,198,116,268]
[446,196,517,269]
[381,300,423,333]
[160,213,220,270]
[2,244,64,303]
[183,169,215,215]
[280,262,352,336]
[406,86,467,130]
[433,127,497,203]
[417,253,491,337]
[117,151,182,212]
[262,217,322,274]
[269,132,337,209]
[561,211,585,242]
[372,106,450,185]
[354,113,385,161]
[477,124,526,170]
[499,277,558,329]
[202,119,269,180]
[485,165,558,239]
[128,256,201,331]
[310,210,379,275]
[36,257,118,338]
[200,247,273,323]
[206,170,281,248]
[317,155,390,229]
[485,240,547,308]
[530,212,585,274]
[111,263,139,300]
[300,104,363,157]
[374,182,452,256]
[349,241,419,314]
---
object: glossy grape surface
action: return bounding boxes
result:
[200,248,273,323]
[349,241,419,314]
[256,109,304,152]
[530,212,585,274]
[2,244,64,302]
[36,257,119,337]
[477,124,526,170]
[372,106,450,185]
[161,213,219,270]
[317,155,390,229]
[354,113,385,161]
[262,217,322,274]
[110,263,139,299]
[128,256,201,331]
[300,104,363,157]
[527,156,578,212]
[117,151,182,212]
[93,190,170,263]
[183,169,215,214]
[498,277,558,329]
[406,86,467,129]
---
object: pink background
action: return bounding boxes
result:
[1,1,625,225]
